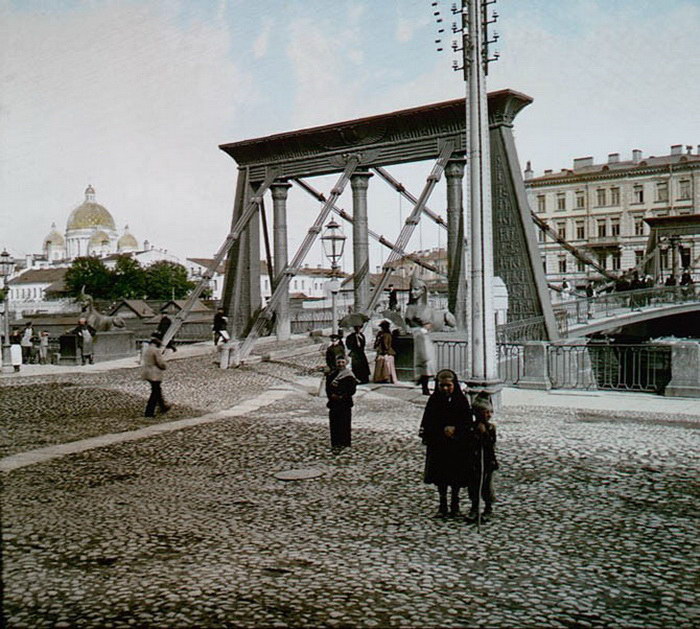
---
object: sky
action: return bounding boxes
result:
[1,0,698,273]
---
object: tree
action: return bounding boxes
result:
[64,257,112,299]
[144,261,195,300]
[111,255,146,299]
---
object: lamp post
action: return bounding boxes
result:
[321,219,347,334]
[0,249,14,374]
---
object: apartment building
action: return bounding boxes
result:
[524,145,700,287]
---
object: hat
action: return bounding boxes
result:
[330,333,340,340]
[472,392,493,413]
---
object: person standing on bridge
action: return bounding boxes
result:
[70,317,96,365]
[419,369,473,519]
[345,325,370,384]
[213,308,229,345]
[142,333,171,418]
[325,355,357,451]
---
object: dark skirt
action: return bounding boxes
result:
[423,438,472,487]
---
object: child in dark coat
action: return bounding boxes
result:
[419,369,473,518]
[466,392,499,522]
[325,355,357,450]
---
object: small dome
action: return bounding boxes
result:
[43,222,65,246]
[66,185,116,231]
[89,230,111,246]
[118,225,138,250]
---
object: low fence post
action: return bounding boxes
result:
[517,341,551,390]
[665,342,700,398]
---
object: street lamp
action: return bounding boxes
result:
[321,219,347,334]
[0,249,14,374]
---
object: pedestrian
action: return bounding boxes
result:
[325,354,357,451]
[142,333,171,418]
[372,320,398,384]
[38,331,50,365]
[561,279,571,301]
[156,313,177,352]
[466,392,499,524]
[387,283,399,311]
[413,320,435,395]
[69,317,96,365]
[9,328,22,372]
[325,333,345,371]
[345,325,370,384]
[419,369,473,518]
[20,322,34,364]
[213,307,229,345]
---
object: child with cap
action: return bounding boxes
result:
[466,392,499,523]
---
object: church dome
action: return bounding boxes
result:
[66,185,116,231]
[117,225,138,251]
[89,230,112,246]
[43,222,65,246]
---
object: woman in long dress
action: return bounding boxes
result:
[372,321,398,384]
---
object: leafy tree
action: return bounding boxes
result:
[64,257,112,299]
[111,255,146,299]
[144,261,194,300]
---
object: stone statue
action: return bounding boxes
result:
[404,271,456,332]
[78,288,126,332]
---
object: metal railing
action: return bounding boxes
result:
[496,316,549,343]
[552,284,700,334]
[548,343,672,393]
[497,343,524,385]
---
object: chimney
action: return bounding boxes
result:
[697,145,700,155]
[544,169,553,175]
[25,253,33,268]
[524,160,533,180]
[608,153,620,163]
[573,156,594,169]
[670,144,682,156]
[632,149,642,163]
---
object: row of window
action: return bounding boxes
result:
[536,179,692,212]
[547,247,689,274]
[539,215,648,242]
[9,287,44,300]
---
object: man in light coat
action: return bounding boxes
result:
[142,334,170,418]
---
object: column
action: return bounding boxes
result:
[351,170,372,311]
[445,159,467,330]
[271,181,292,340]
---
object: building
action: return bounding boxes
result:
[382,247,448,292]
[524,145,700,287]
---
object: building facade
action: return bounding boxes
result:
[524,145,700,287]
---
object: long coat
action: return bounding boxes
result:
[419,377,474,487]
[325,369,357,409]
[141,344,167,382]
[345,331,370,383]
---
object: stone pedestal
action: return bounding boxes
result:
[517,341,551,390]
[665,342,700,397]
[59,330,136,365]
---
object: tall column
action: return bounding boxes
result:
[271,181,292,340]
[463,0,501,399]
[445,159,467,330]
[351,170,372,311]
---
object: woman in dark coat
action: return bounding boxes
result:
[345,325,370,384]
[325,355,357,450]
[419,369,474,518]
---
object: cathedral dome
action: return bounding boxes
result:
[43,222,65,246]
[89,230,112,246]
[117,225,138,251]
[66,185,116,231]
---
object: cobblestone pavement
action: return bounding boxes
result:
[2,353,699,628]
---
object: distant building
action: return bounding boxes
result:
[524,145,700,286]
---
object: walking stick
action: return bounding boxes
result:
[476,443,484,532]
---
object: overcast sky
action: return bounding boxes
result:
[1,0,698,272]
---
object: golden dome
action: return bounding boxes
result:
[66,185,116,231]
[43,222,65,246]
[89,230,111,246]
[118,227,138,250]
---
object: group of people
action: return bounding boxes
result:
[6,322,51,370]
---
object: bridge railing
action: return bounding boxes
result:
[552,284,700,333]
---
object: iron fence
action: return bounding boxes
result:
[497,343,524,385]
[548,343,672,393]
[290,310,333,334]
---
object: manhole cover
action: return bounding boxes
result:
[273,468,324,481]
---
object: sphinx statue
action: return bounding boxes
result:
[404,271,456,331]
[78,288,126,332]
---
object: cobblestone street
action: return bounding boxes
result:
[2,352,699,628]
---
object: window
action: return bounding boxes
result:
[635,250,644,266]
[577,259,586,273]
[537,195,546,212]
[538,224,547,243]
[556,193,566,211]
[611,220,620,237]
[597,253,607,269]
[557,221,566,239]
[610,187,620,205]
[558,257,567,273]
[656,182,668,202]
[611,252,621,271]
[679,179,691,200]
[575,221,585,240]
[597,219,607,238]
[575,191,585,209]
[293,280,297,289]
[596,188,606,206]
[542,258,547,273]
[634,215,645,236]
[660,249,669,271]
[633,184,644,203]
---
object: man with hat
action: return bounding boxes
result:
[141,332,171,418]
[325,333,346,372]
